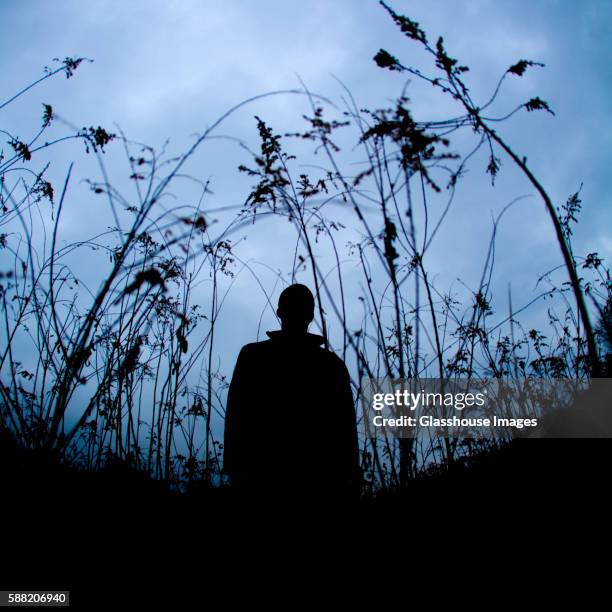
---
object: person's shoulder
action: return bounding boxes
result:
[238,339,273,358]
[317,346,349,371]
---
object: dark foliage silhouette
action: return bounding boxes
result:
[0,3,609,508]
[0,8,610,597]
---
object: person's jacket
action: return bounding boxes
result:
[223,330,360,499]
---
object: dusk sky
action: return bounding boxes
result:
[2,0,611,392]
[3,7,612,586]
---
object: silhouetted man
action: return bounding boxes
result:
[223,284,360,502]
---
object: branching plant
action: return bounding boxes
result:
[1,4,609,494]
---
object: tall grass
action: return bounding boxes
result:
[1,6,609,494]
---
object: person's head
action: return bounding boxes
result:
[277,284,315,334]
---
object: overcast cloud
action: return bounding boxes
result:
[1,0,611,386]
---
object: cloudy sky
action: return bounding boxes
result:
[2,0,611,380]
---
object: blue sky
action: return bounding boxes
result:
[2,0,611,385]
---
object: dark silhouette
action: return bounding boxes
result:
[223,284,360,501]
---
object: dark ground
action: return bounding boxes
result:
[1,432,608,608]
